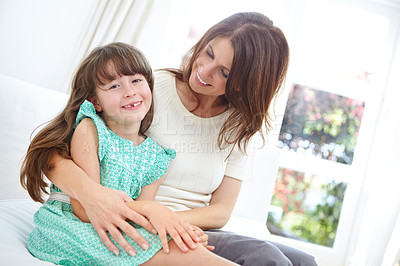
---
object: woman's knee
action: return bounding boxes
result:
[207,230,292,266]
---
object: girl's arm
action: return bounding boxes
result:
[69,118,101,221]
[51,118,154,256]
[175,176,242,230]
[134,177,199,253]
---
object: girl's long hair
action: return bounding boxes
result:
[166,12,289,154]
[20,42,154,203]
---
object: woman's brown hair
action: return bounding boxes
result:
[20,42,154,203]
[167,12,289,153]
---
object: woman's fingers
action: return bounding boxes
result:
[206,245,215,251]
[191,225,213,250]
[107,225,137,257]
[93,225,120,255]
[117,219,150,251]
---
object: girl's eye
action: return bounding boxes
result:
[109,84,119,90]
[132,78,141,83]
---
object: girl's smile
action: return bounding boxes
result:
[122,101,143,110]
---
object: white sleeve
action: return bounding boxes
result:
[224,136,256,182]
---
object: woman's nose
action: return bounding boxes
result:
[200,63,214,79]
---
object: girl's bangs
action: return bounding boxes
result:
[94,56,138,86]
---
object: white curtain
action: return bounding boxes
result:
[64,0,155,91]
[381,209,400,266]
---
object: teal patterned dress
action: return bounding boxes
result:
[27,100,175,265]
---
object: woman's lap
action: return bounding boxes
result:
[205,229,317,266]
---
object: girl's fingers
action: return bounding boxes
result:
[168,227,189,252]
[123,206,156,234]
[157,228,170,254]
[175,224,198,250]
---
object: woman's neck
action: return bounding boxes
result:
[176,78,228,118]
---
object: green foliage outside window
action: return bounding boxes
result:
[277,84,365,164]
[267,168,347,247]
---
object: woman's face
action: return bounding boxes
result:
[189,37,233,97]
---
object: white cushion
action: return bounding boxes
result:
[0,199,54,265]
[0,75,68,200]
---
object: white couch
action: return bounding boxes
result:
[0,74,68,265]
[0,74,277,265]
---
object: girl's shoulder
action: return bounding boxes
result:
[75,100,105,129]
[75,100,109,141]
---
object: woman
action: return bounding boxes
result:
[39,12,317,265]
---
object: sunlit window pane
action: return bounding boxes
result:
[277,84,365,164]
[267,168,347,247]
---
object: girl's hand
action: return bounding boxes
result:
[141,201,200,253]
[78,184,156,256]
[191,225,215,251]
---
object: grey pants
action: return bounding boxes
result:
[206,230,318,266]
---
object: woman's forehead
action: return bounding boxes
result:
[207,37,234,70]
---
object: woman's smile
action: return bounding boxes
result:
[195,71,211,86]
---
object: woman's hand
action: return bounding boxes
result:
[78,183,156,256]
[130,201,200,254]
[191,225,215,251]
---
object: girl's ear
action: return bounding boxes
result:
[89,97,102,112]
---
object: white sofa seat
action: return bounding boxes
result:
[0,74,68,265]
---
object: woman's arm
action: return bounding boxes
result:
[48,119,155,256]
[175,176,242,230]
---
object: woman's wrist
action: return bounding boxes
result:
[75,180,103,207]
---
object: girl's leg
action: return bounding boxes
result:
[142,240,238,266]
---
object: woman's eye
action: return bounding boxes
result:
[206,49,214,59]
[221,69,228,78]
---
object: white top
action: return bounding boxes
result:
[147,71,255,211]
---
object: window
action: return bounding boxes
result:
[268,83,365,247]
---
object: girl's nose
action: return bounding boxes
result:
[123,82,136,97]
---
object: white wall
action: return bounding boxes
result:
[0,0,97,92]
[352,24,400,266]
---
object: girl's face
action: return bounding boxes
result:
[92,69,152,133]
[189,37,233,97]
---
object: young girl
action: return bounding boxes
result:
[20,42,236,265]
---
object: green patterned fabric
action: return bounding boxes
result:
[27,100,175,265]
